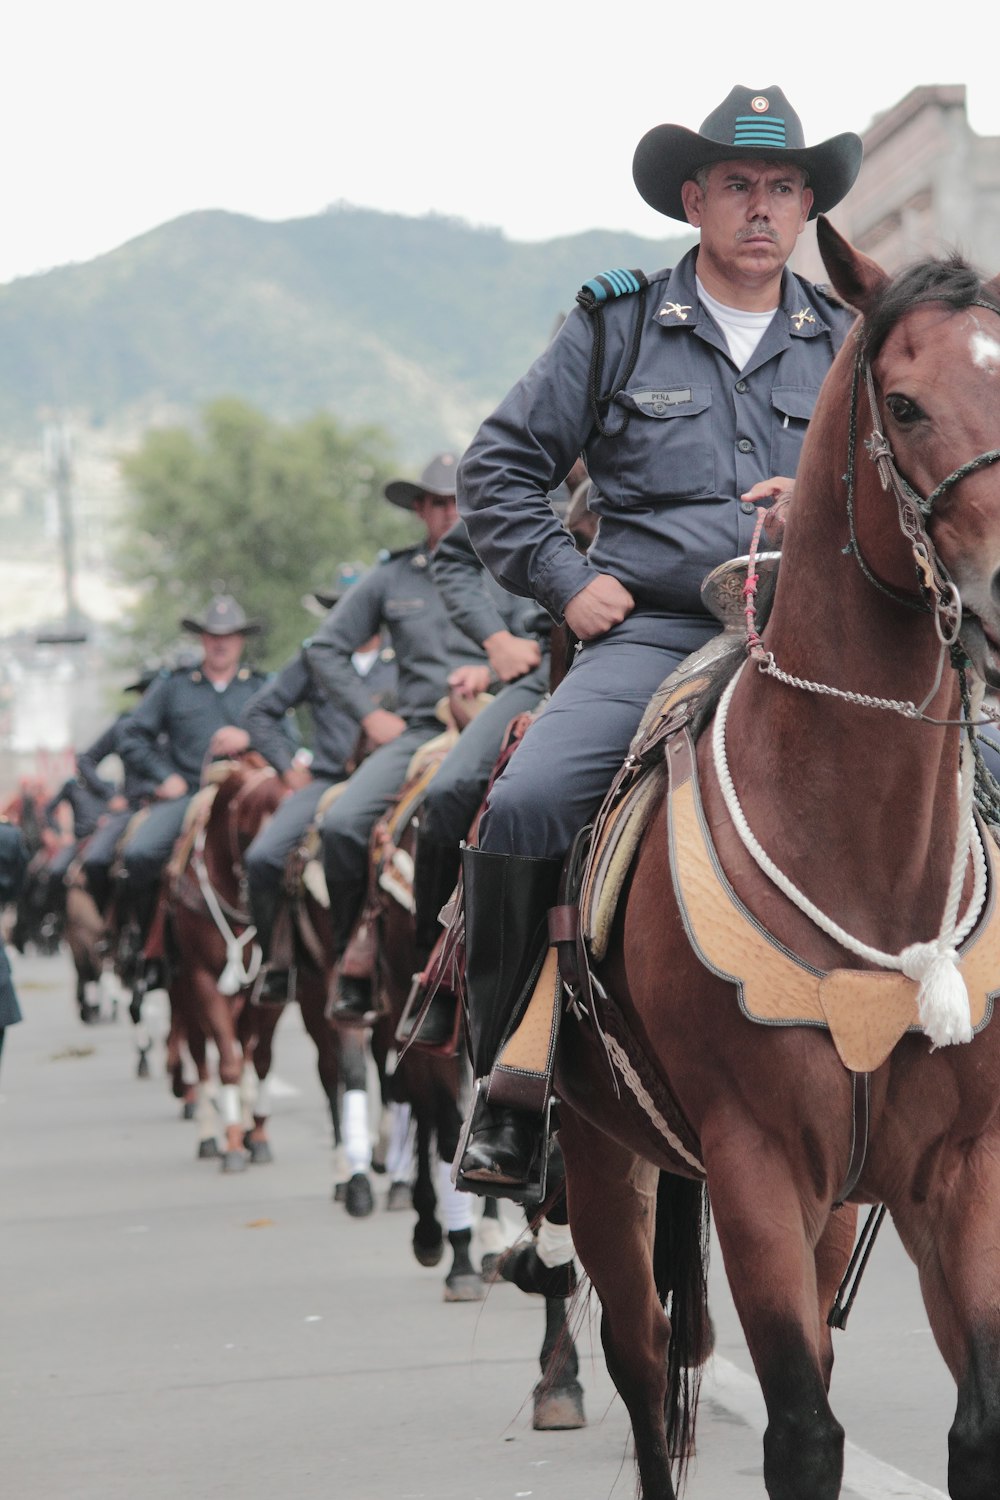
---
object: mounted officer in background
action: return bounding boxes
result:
[235,565,397,1000]
[454,85,864,1194]
[115,594,270,992]
[305,453,487,1025]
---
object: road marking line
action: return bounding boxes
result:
[706,1356,948,1500]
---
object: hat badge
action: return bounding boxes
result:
[750,96,770,113]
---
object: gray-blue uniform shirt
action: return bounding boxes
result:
[118,664,270,793]
[306,544,487,893]
[306,544,485,722]
[239,646,397,782]
[457,250,856,856]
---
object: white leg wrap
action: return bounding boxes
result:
[195,1087,217,1142]
[251,1076,271,1121]
[219,1083,243,1128]
[476,1211,510,1258]
[343,1089,371,1174]
[436,1158,474,1233]
[384,1102,413,1179]
[239,1068,258,1122]
[536,1215,576,1268]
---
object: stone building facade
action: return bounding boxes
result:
[794,85,1000,282]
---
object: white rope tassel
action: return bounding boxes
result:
[713,666,985,1051]
[900,941,971,1046]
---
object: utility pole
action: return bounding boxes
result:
[43,422,83,633]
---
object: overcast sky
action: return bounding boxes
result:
[1,1,997,286]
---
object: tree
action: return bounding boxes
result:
[115,398,418,668]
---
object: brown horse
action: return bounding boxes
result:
[555,218,1000,1499]
[167,757,342,1172]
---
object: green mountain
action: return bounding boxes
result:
[0,205,695,461]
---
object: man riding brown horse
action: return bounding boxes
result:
[454,84,863,1195]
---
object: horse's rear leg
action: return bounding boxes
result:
[893,1152,1000,1500]
[559,1107,678,1498]
[708,1141,845,1500]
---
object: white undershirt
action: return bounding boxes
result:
[352,648,379,676]
[696,276,777,371]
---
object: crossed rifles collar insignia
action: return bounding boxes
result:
[659,301,692,321]
[791,307,816,331]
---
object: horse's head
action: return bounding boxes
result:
[818,216,1000,688]
[204,754,287,878]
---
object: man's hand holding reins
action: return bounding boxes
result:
[564,574,635,641]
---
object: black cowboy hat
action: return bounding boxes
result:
[632,85,863,223]
[384,452,459,511]
[180,594,262,636]
[303,562,366,616]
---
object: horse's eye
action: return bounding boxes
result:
[885,394,923,425]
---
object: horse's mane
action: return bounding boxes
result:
[861,254,1000,361]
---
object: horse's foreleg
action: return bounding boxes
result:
[814,1204,857,1389]
[192,971,247,1172]
[296,970,341,1146]
[893,1148,1000,1500]
[241,1007,280,1165]
[336,1027,373,1215]
[558,1105,677,1499]
[411,1115,443,1266]
[708,1135,845,1500]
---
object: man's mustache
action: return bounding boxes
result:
[737,222,778,243]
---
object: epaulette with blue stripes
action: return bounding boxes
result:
[576,268,649,312]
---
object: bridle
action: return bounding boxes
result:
[745,297,1000,731]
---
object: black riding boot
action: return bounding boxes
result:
[458,845,562,1192]
[326,878,373,1024]
[248,880,289,1000]
[401,838,461,1046]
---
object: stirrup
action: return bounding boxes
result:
[451,1080,553,1205]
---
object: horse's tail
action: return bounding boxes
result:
[652,1172,712,1488]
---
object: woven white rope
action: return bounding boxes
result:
[193,839,262,997]
[712,664,986,1048]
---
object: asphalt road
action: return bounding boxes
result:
[1,949,957,1499]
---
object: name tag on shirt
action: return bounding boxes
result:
[630,388,693,415]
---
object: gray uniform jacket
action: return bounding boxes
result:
[431,519,552,650]
[306,546,485,727]
[118,665,270,792]
[239,646,397,780]
[458,247,855,649]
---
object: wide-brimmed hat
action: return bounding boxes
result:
[384,452,459,511]
[303,562,366,616]
[180,594,262,636]
[632,85,863,223]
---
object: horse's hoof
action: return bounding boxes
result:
[344,1173,374,1218]
[221,1150,248,1174]
[443,1272,485,1303]
[385,1180,411,1212]
[412,1235,445,1268]
[136,1050,151,1080]
[248,1139,273,1165]
[479,1251,503,1283]
[79,1003,100,1025]
[181,1100,197,1121]
[197,1138,221,1160]
[533,1381,586,1431]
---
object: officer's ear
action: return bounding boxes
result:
[680,178,704,229]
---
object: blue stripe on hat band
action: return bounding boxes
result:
[733,115,787,147]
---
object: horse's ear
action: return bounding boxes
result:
[815,215,888,316]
